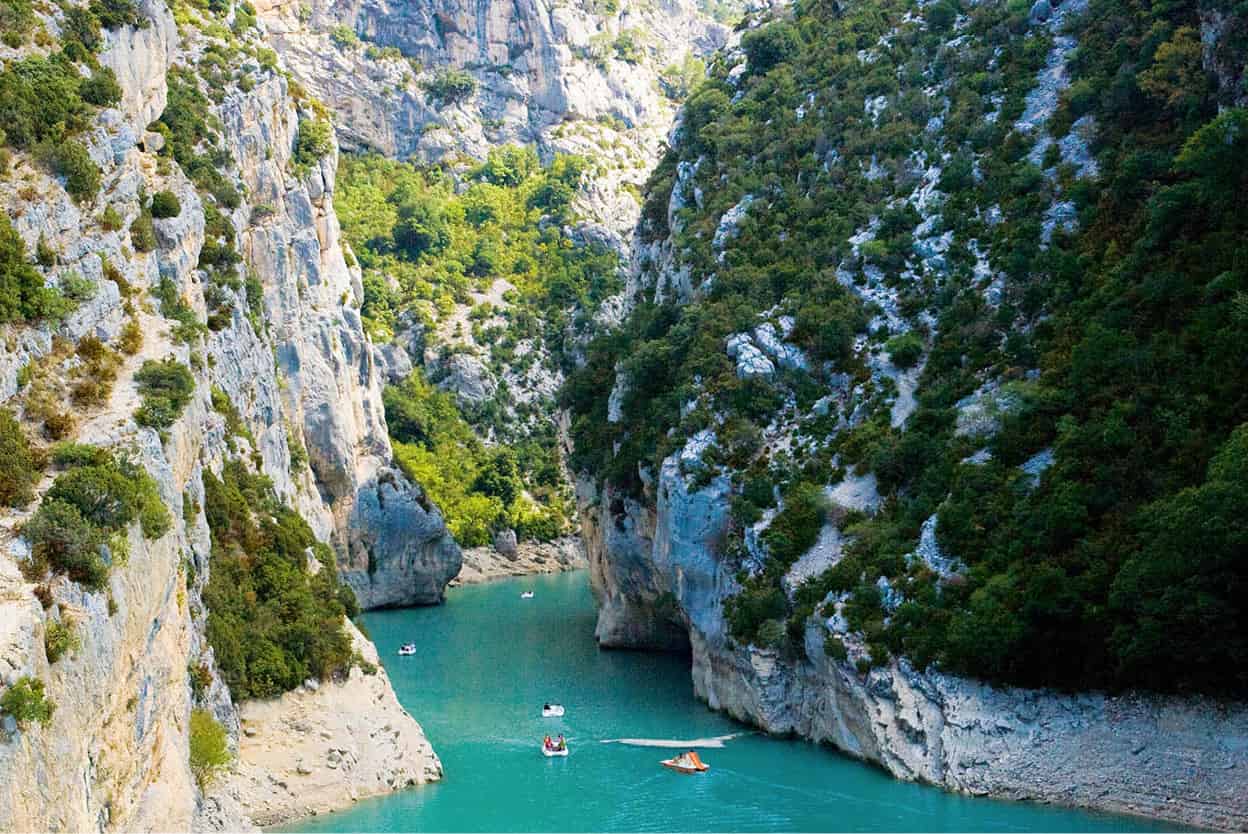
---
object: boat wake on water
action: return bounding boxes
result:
[599,733,747,749]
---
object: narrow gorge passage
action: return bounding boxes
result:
[277,571,1176,833]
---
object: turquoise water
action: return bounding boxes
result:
[279,571,1175,832]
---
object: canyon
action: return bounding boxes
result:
[1,0,1246,829]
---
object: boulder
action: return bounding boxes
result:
[436,354,497,406]
[493,529,518,560]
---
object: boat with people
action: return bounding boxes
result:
[397,643,417,656]
[541,734,569,757]
[521,591,535,599]
[661,751,709,773]
[542,703,565,717]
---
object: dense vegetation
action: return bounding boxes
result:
[21,445,171,591]
[0,0,139,202]
[0,676,55,728]
[188,708,231,787]
[202,460,357,699]
[386,371,568,546]
[566,0,1248,694]
[0,406,39,507]
[134,358,196,430]
[335,148,621,545]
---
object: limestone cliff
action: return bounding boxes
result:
[0,0,450,827]
[579,453,1248,831]
[572,0,1248,827]
[253,0,730,242]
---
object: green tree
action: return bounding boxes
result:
[0,676,55,727]
[189,708,231,787]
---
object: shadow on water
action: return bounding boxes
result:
[274,570,1182,833]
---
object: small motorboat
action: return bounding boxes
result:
[541,740,569,757]
[521,591,535,599]
[397,643,417,656]
[542,703,565,718]
[661,751,709,773]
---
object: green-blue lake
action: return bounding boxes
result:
[278,570,1175,832]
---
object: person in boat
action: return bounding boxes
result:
[557,734,566,751]
[543,703,550,710]
[544,735,553,751]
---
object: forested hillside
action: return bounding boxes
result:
[566,0,1248,694]
[335,150,621,547]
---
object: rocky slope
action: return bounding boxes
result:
[253,0,730,240]
[570,0,1248,827]
[208,622,441,828]
[452,534,587,585]
[0,0,451,827]
[580,469,1248,829]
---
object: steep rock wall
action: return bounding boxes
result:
[581,463,1248,831]
[0,1,451,828]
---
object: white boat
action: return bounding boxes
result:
[397,643,417,656]
[541,742,569,757]
[521,591,535,599]
[661,751,709,773]
[542,704,565,718]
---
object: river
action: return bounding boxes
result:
[278,570,1175,832]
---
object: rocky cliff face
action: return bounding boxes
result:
[580,459,1248,830]
[254,0,730,241]
[572,0,1248,826]
[0,0,450,827]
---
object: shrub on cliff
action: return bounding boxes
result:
[202,461,354,699]
[39,139,101,202]
[421,69,476,106]
[0,56,89,149]
[189,709,231,787]
[761,482,827,568]
[22,500,108,588]
[0,407,40,508]
[0,676,55,728]
[149,190,182,219]
[80,67,122,107]
[44,618,80,663]
[0,213,68,324]
[130,211,157,252]
[89,0,147,29]
[885,333,924,369]
[291,117,333,175]
[133,358,195,430]
[23,447,171,589]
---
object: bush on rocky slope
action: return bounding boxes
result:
[134,358,196,430]
[567,0,1248,693]
[21,447,170,590]
[0,213,68,324]
[202,461,356,699]
[336,149,617,544]
[188,708,231,787]
[0,406,40,507]
[0,676,55,728]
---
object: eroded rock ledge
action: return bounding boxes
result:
[580,460,1248,831]
[205,623,442,829]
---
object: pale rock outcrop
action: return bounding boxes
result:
[452,536,588,586]
[0,3,452,829]
[435,353,498,406]
[211,622,442,828]
[220,72,461,604]
[582,464,1248,831]
[255,0,727,244]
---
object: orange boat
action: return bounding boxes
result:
[661,751,709,773]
